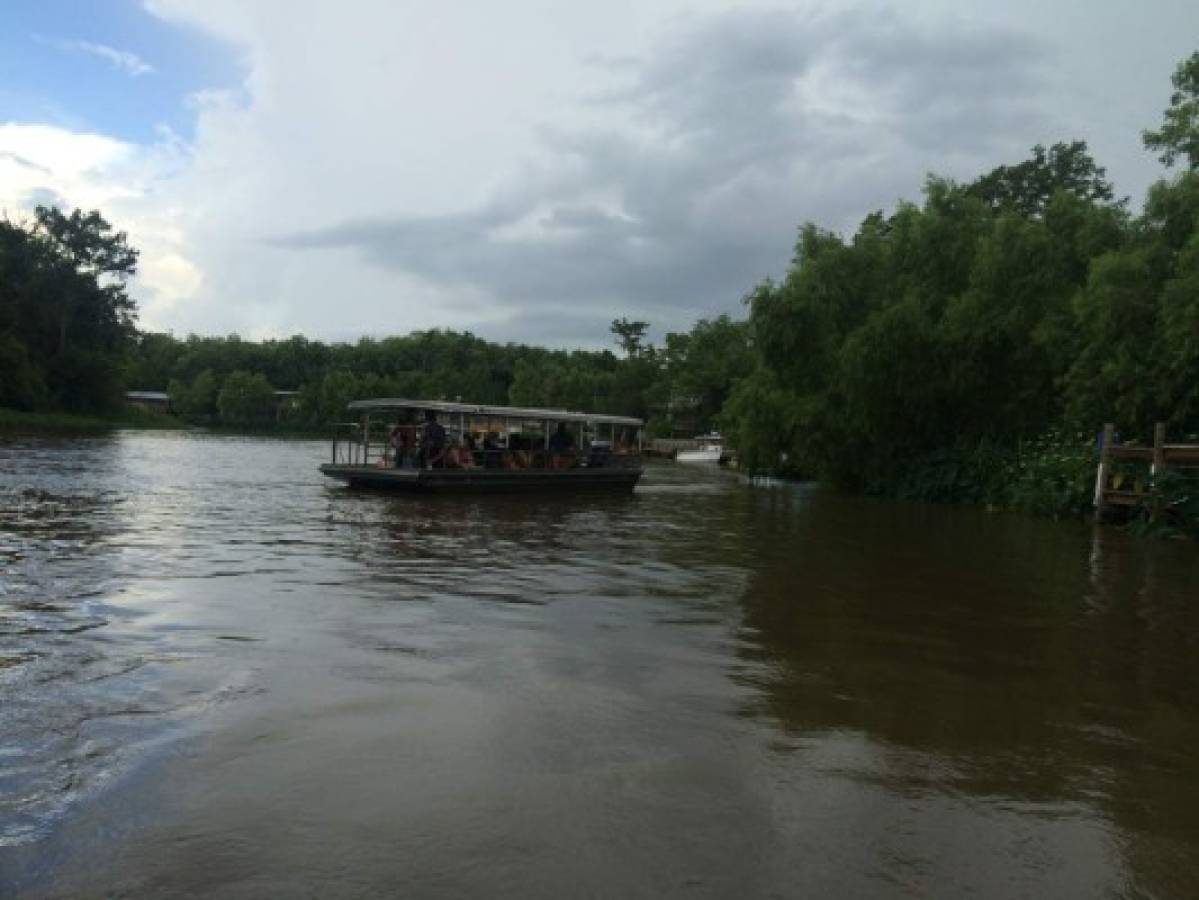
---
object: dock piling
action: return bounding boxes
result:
[1094,423,1114,522]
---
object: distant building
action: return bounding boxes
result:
[126,390,172,413]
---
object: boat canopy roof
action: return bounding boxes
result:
[346,398,642,427]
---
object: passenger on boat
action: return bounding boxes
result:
[482,432,502,469]
[505,434,530,469]
[418,410,447,468]
[447,438,475,469]
[392,415,418,468]
[548,422,576,469]
[388,424,401,468]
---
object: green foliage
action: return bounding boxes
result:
[657,315,754,435]
[721,366,812,475]
[892,432,1096,519]
[0,407,180,434]
[1150,468,1199,536]
[127,326,673,429]
[0,408,122,434]
[0,334,47,410]
[217,371,276,426]
[723,143,1129,487]
[610,318,649,357]
[998,432,1098,518]
[168,369,220,420]
[1143,51,1199,170]
[965,141,1117,214]
[0,206,138,413]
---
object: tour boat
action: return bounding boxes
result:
[676,433,726,464]
[319,398,644,493]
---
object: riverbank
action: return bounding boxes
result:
[0,408,184,434]
[879,431,1198,537]
[0,408,327,438]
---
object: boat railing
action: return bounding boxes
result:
[330,422,366,466]
[331,404,645,472]
[330,421,641,471]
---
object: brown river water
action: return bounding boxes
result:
[1,431,1198,898]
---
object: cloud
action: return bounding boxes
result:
[51,38,155,77]
[22,186,67,209]
[0,150,51,174]
[6,1,1195,346]
[273,7,1053,341]
[0,123,198,327]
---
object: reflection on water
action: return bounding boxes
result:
[2,432,1198,897]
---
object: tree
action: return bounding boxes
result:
[659,316,753,434]
[34,206,138,357]
[610,318,649,357]
[1144,51,1199,170]
[720,140,1139,484]
[317,370,360,423]
[0,334,46,410]
[217,371,276,425]
[169,369,220,420]
[0,207,140,412]
[966,142,1116,215]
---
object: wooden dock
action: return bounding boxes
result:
[1094,422,1199,522]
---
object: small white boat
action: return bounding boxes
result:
[676,434,725,464]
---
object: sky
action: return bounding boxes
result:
[1,1,1197,348]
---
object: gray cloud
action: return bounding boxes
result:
[0,150,52,174]
[275,7,1053,342]
[22,186,67,209]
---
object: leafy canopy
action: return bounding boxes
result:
[1144,51,1199,170]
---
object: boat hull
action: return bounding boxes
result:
[320,464,642,493]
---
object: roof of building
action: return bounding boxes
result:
[345,398,642,427]
[126,390,171,401]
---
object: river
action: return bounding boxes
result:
[2,431,1197,898]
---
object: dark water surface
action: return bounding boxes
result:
[2,432,1198,898]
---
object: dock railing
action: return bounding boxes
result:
[1094,422,1199,522]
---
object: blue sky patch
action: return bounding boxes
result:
[0,0,242,142]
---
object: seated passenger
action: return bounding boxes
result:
[395,417,418,468]
[450,443,474,469]
[482,432,502,469]
[506,436,531,469]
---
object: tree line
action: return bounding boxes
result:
[722,51,1199,505]
[127,327,681,428]
[124,313,751,430]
